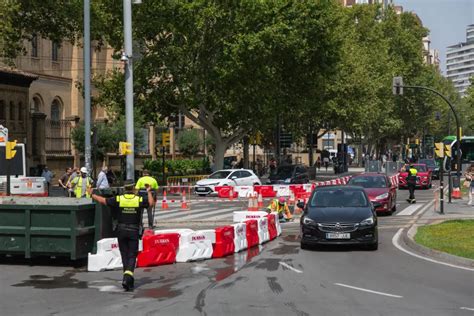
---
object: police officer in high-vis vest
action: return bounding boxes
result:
[135,170,158,228]
[89,181,153,291]
[406,164,418,204]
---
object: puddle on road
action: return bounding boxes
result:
[270,244,299,255]
[12,271,87,289]
[134,282,183,300]
[282,234,300,242]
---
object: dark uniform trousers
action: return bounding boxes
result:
[117,224,139,273]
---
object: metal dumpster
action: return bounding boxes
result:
[0,197,99,260]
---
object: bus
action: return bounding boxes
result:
[442,135,474,169]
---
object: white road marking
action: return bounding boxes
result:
[334,283,403,298]
[460,307,474,311]
[279,262,303,273]
[167,207,237,221]
[392,229,474,272]
[396,204,422,216]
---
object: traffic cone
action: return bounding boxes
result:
[452,187,462,199]
[257,192,264,208]
[229,186,235,201]
[288,191,295,206]
[181,190,189,210]
[162,190,169,209]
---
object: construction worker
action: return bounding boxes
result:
[88,181,153,292]
[266,197,293,221]
[69,167,94,198]
[135,170,159,228]
[406,164,418,204]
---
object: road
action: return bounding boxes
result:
[1,183,473,315]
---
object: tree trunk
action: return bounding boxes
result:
[243,136,249,169]
[214,140,227,170]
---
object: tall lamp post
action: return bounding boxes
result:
[393,77,462,186]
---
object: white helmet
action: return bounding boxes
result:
[80,167,88,173]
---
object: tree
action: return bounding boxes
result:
[177,129,202,158]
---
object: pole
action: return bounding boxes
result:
[253,144,256,172]
[403,85,462,189]
[309,124,314,167]
[6,158,11,196]
[162,146,166,185]
[448,159,452,203]
[439,157,444,214]
[276,115,280,163]
[123,0,135,181]
[83,0,92,173]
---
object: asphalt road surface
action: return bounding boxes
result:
[1,183,473,315]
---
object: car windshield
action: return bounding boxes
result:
[208,171,232,179]
[311,189,368,207]
[275,166,293,178]
[348,176,387,188]
[414,165,427,172]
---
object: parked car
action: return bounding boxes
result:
[299,186,378,250]
[418,158,439,179]
[194,169,261,196]
[398,163,432,189]
[347,173,397,215]
[267,164,309,184]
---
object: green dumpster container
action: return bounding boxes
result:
[0,197,98,260]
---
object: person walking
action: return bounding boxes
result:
[96,166,110,190]
[135,170,158,228]
[41,166,54,195]
[88,181,153,291]
[406,164,418,204]
[464,165,474,205]
[58,167,73,197]
[266,197,293,222]
[69,167,94,198]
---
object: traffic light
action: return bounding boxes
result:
[434,142,444,158]
[162,132,171,147]
[415,138,420,145]
[393,76,404,95]
[5,140,17,159]
[444,144,452,158]
[119,141,132,156]
[280,132,293,148]
[250,132,262,146]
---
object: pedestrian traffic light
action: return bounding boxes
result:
[393,76,404,95]
[434,142,444,158]
[5,140,17,159]
[119,141,133,156]
[162,132,171,147]
[444,144,452,158]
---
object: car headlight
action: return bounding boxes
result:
[360,216,375,226]
[374,193,389,200]
[302,217,315,225]
[204,182,220,186]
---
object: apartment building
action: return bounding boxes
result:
[446,25,474,97]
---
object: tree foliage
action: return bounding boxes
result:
[177,129,202,157]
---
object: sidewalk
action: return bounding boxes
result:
[419,195,474,223]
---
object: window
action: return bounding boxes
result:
[50,99,61,122]
[52,41,59,61]
[31,34,38,57]
[0,101,5,120]
[240,171,252,178]
[10,102,15,120]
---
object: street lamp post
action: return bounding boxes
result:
[393,77,462,187]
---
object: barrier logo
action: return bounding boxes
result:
[155,239,170,244]
[192,235,206,241]
[111,243,118,249]
[246,215,260,219]
[237,227,244,234]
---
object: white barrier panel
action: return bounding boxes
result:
[272,213,282,236]
[233,211,268,223]
[155,229,213,262]
[257,217,270,244]
[232,222,248,253]
[235,186,254,198]
[275,185,291,197]
[88,238,123,272]
[303,184,313,192]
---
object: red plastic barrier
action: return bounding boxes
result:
[253,185,277,198]
[245,220,259,248]
[137,232,180,267]
[215,186,239,198]
[212,226,235,258]
[289,184,306,196]
[267,214,277,240]
[295,191,311,200]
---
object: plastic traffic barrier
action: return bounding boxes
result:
[233,211,268,223]
[232,222,248,253]
[235,186,254,198]
[155,229,213,262]
[245,220,259,248]
[275,185,291,197]
[212,226,235,258]
[253,185,277,198]
[87,238,122,272]
[267,213,277,240]
[272,213,282,236]
[215,186,239,199]
[257,217,270,244]
[136,232,180,267]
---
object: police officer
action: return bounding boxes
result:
[406,164,418,204]
[135,170,158,228]
[88,181,153,291]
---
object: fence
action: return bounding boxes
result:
[365,160,405,174]
[45,119,72,156]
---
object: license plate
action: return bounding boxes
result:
[196,187,206,192]
[326,233,350,239]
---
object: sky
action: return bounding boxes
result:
[395,0,474,74]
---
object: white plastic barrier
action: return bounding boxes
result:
[272,213,282,236]
[155,228,213,262]
[232,222,248,253]
[275,185,291,197]
[235,186,254,198]
[233,211,268,223]
[87,238,123,272]
[257,217,270,244]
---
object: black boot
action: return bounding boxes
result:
[122,273,134,291]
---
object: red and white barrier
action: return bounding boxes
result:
[253,185,277,198]
[87,238,122,272]
[137,231,180,267]
[245,219,260,249]
[154,229,213,262]
[212,226,235,258]
[233,211,268,223]
[267,213,277,240]
[257,217,270,244]
[232,222,248,253]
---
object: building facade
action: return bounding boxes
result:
[446,25,474,97]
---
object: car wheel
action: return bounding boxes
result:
[300,242,311,250]
[367,242,378,251]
